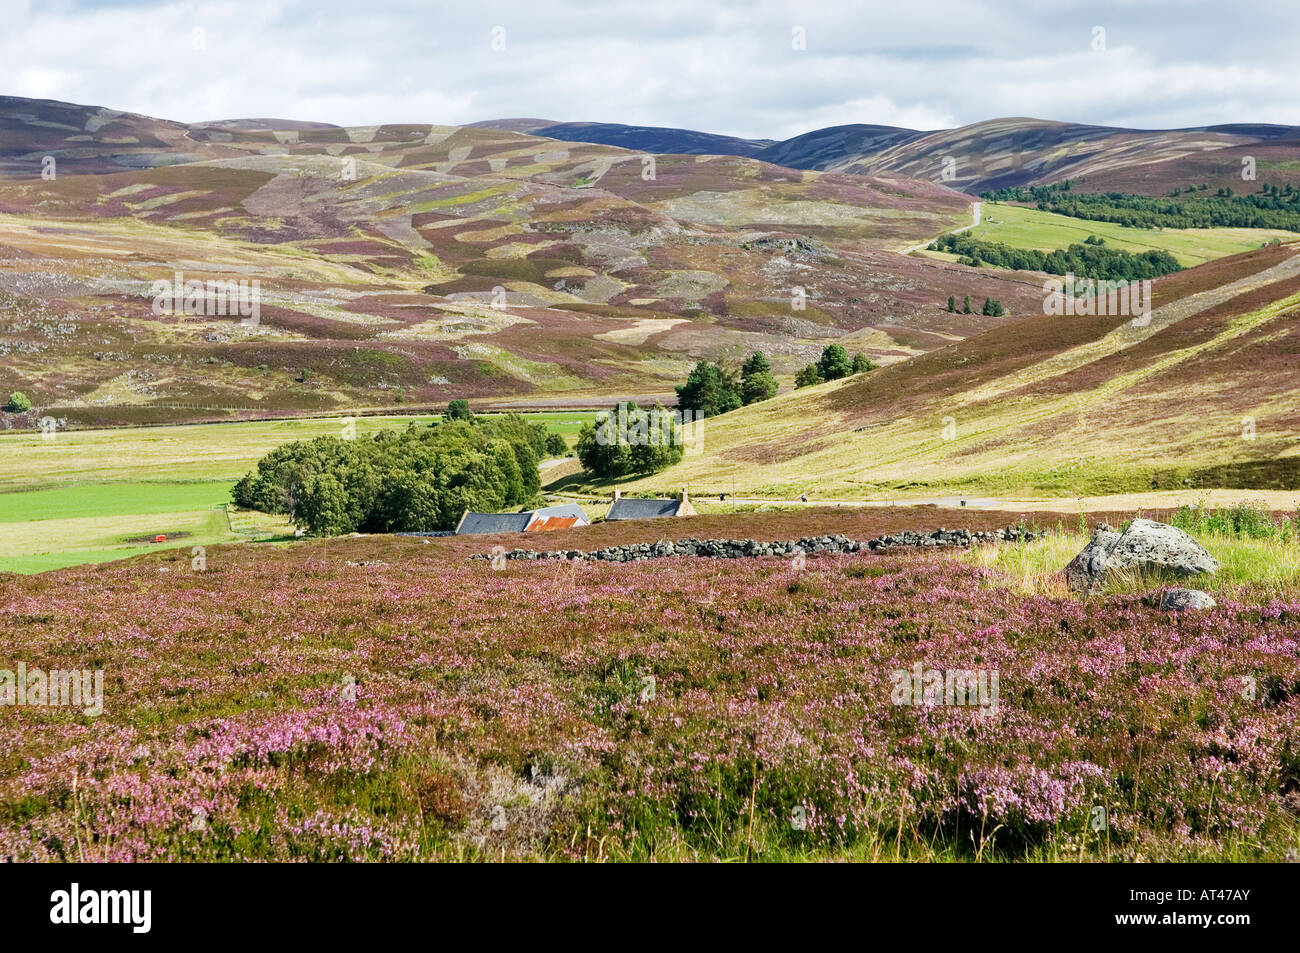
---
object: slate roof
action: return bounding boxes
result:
[606,498,683,521]
[455,512,533,535]
[455,503,590,535]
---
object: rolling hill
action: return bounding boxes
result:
[618,241,1300,498]
[752,123,927,170]
[487,116,1300,196]
[521,121,775,157]
[0,96,1038,427]
[817,119,1272,194]
[4,95,1300,431]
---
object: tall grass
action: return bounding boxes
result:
[958,503,1300,599]
[1170,499,1299,540]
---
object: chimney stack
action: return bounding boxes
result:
[613,487,621,501]
[681,486,689,504]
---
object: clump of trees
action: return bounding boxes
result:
[669,345,876,413]
[947,295,1004,316]
[675,352,781,417]
[575,401,684,478]
[794,345,877,389]
[675,361,741,417]
[929,232,1180,280]
[982,182,1300,232]
[232,409,560,535]
[441,399,564,455]
[4,392,31,413]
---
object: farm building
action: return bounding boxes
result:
[606,488,697,522]
[454,503,589,535]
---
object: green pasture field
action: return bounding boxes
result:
[0,412,591,490]
[921,203,1296,267]
[0,412,590,574]
[0,480,233,523]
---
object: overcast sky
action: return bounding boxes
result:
[3,0,1298,139]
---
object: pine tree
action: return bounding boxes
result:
[444,399,473,421]
[816,344,853,382]
[794,365,823,388]
[739,352,778,405]
[850,353,877,374]
[676,361,742,417]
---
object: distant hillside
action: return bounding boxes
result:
[831,119,1263,194]
[753,123,926,169]
[521,115,1300,197]
[1196,123,1300,140]
[621,242,1300,498]
[0,95,210,177]
[5,95,1299,429]
[0,95,1023,428]
[10,96,1300,195]
[193,118,343,132]
[464,118,561,134]
[529,121,775,157]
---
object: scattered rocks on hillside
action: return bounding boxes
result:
[1159,588,1217,611]
[471,526,1042,564]
[1064,519,1218,593]
[739,235,828,260]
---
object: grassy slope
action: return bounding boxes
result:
[614,243,1300,499]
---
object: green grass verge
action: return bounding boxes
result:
[0,481,234,523]
[1,546,163,575]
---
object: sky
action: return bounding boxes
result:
[2,0,1298,139]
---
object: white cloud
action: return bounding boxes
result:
[0,0,1296,136]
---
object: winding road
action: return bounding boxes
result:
[900,200,981,255]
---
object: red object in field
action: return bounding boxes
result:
[155,535,166,543]
[525,516,580,532]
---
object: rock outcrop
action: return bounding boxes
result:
[1064,519,1218,593]
[1159,588,1217,611]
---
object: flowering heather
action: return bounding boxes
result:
[1,515,1298,861]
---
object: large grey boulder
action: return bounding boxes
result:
[1064,519,1218,593]
[1160,588,1217,611]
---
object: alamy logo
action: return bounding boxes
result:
[0,663,103,716]
[50,883,151,933]
[891,662,999,716]
[1042,273,1152,326]
[151,271,260,325]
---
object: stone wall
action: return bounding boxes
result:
[472,526,1043,563]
